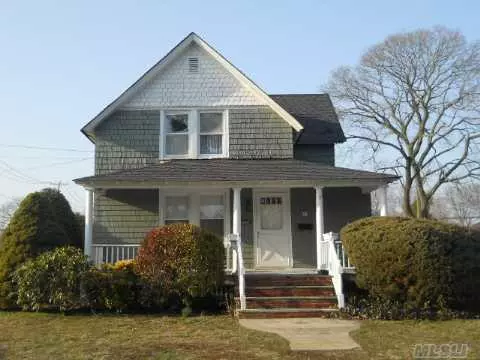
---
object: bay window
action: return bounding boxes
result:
[161,109,227,159]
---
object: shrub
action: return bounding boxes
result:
[0,192,68,307]
[135,223,225,311]
[13,247,89,311]
[40,189,83,248]
[83,261,139,312]
[341,216,480,313]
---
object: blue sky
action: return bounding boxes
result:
[0,0,479,212]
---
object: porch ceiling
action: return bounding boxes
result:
[74,159,398,189]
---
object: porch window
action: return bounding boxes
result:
[259,196,283,230]
[199,112,223,155]
[165,113,189,156]
[165,196,189,224]
[200,194,225,237]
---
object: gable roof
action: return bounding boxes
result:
[82,32,303,141]
[270,94,346,144]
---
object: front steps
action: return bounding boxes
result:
[237,273,339,318]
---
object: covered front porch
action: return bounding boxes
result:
[82,183,388,271]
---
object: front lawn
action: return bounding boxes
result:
[0,312,478,359]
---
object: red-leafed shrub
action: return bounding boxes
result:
[134,223,225,311]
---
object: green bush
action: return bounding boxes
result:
[135,223,225,311]
[40,189,83,248]
[13,247,89,311]
[0,188,82,307]
[82,263,140,312]
[341,217,480,313]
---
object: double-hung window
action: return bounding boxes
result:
[200,194,225,237]
[164,196,189,224]
[199,112,224,156]
[161,192,227,238]
[165,113,189,156]
[161,110,227,159]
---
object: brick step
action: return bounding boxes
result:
[246,296,337,309]
[245,286,335,297]
[238,308,338,319]
[245,274,333,287]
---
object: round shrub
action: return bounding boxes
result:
[341,217,480,312]
[13,246,90,311]
[134,223,225,309]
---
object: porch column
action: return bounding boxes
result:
[232,188,242,237]
[378,185,388,216]
[315,186,325,271]
[84,188,94,258]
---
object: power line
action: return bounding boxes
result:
[23,157,93,171]
[0,143,93,153]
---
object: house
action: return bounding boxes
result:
[74,33,397,317]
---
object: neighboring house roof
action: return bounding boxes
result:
[74,159,398,187]
[81,32,303,142]
[270,94,346,144]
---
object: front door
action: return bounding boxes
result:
[254,190,292,268]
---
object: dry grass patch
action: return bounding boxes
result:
[0,312,478,359]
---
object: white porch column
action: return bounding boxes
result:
[315,186,325,271]
[84,188,94,258]
[378,185,388,216]
[232,188,242,237]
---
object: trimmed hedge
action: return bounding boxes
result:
[341,217,480,312]
[135,223,225,312]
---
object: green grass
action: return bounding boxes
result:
[0,312,478,359]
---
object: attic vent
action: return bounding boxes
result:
[188,57,199,73]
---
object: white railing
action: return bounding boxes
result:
[319,232,345,308]
[334,240,355,271]
[91,244,140,265]
[227,233,246,311]
[223,237,238,273]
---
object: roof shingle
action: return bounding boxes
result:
[270,94,346,144]
[74,159,397,187]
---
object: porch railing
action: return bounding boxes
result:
[319,232,345,308]
[334,239,355,272]
[91,244,140,265]
[227,233,246,311]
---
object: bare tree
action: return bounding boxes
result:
[438,182,480,227]
[327,27,480,218]
[0,198,20,230]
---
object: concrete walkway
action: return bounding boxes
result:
[239,318,361,351]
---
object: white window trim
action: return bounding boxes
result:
[158,189,231,238]
[160,109,229,160]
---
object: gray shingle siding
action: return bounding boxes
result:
[229,107,293,159]
[294,144,335,166]
[94,189,159,244]
[289,187,371,268]
[95,110,160,175]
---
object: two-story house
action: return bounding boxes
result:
[74,33,397,317]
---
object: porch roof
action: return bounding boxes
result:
[74,159,398,188]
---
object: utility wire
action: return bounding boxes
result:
[24,157,92,171]
[0,143,93,153]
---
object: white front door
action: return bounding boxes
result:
[254,190,292,268]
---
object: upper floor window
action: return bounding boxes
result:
[199,112,223,155]
[165,113,189,156]
[161,110,228,159]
